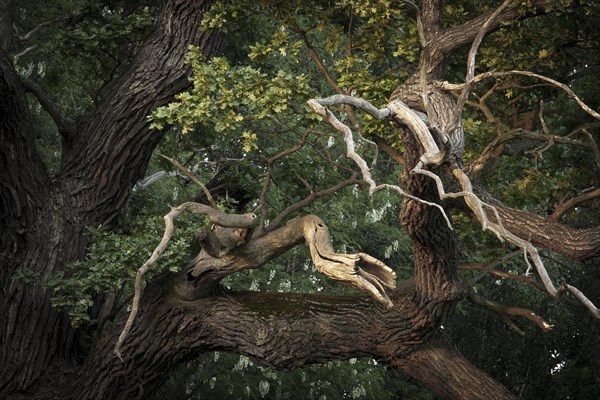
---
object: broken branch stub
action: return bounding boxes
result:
[303,216,397,308]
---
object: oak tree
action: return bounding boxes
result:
[1,0,599,399]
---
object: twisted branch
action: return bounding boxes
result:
[114,203,258,359]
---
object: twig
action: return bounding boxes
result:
[159,154,217,209]
[255,131,313,235]
[550,188,600,222]
[461,262,546,292]
[442,70,600,122]
[468,290,554,332]
[268,173,362,232]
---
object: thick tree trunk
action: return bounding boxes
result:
[0,0,223,396]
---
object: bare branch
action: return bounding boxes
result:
[443,70,600,122]
[307,96,454,227]
[500,70,600,121]
[451,0,513,135]
[15,17,65,41]
[159,154,217,209]
[550,188,600,221]
[583,128,600,170]
[307,93,600,320]
[268,172,362,232]
[562,284,600,319]
[468,290,554,332]
[257,132,312,234]
[133,170,180,192]
[13,45,36,64]
[461,262,546,292]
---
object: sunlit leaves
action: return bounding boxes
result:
[150,50,309,150]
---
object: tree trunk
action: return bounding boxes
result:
[392,344,516,400]
[0,0,223,396]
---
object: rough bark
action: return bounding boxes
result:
[392,345,516,400]
[52,282,431,400]
[488,201,600,261]
[0,0,11,52]
[0,0,223,396]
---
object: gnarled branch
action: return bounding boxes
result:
[114,202,258,359]
[307,92,600,320]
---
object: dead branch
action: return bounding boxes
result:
[15,17,66,41]
[307,92,600,320]
[442,70,600,122]
[451,0,513,135]
[303,216,396,307]
[307,96,453,228]
[133,170,178,191]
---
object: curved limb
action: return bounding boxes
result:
[114,202,258,359]
[117,211,397,359]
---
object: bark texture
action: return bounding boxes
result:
[393,345,516,400]
[0,0,223,395]
[491,202,600,261]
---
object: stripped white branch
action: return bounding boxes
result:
[451,0,513,134]
[307,93,600,319]
[307,97,453,228]
[133,171,180,192]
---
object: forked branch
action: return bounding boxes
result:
[115,205,398,359]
